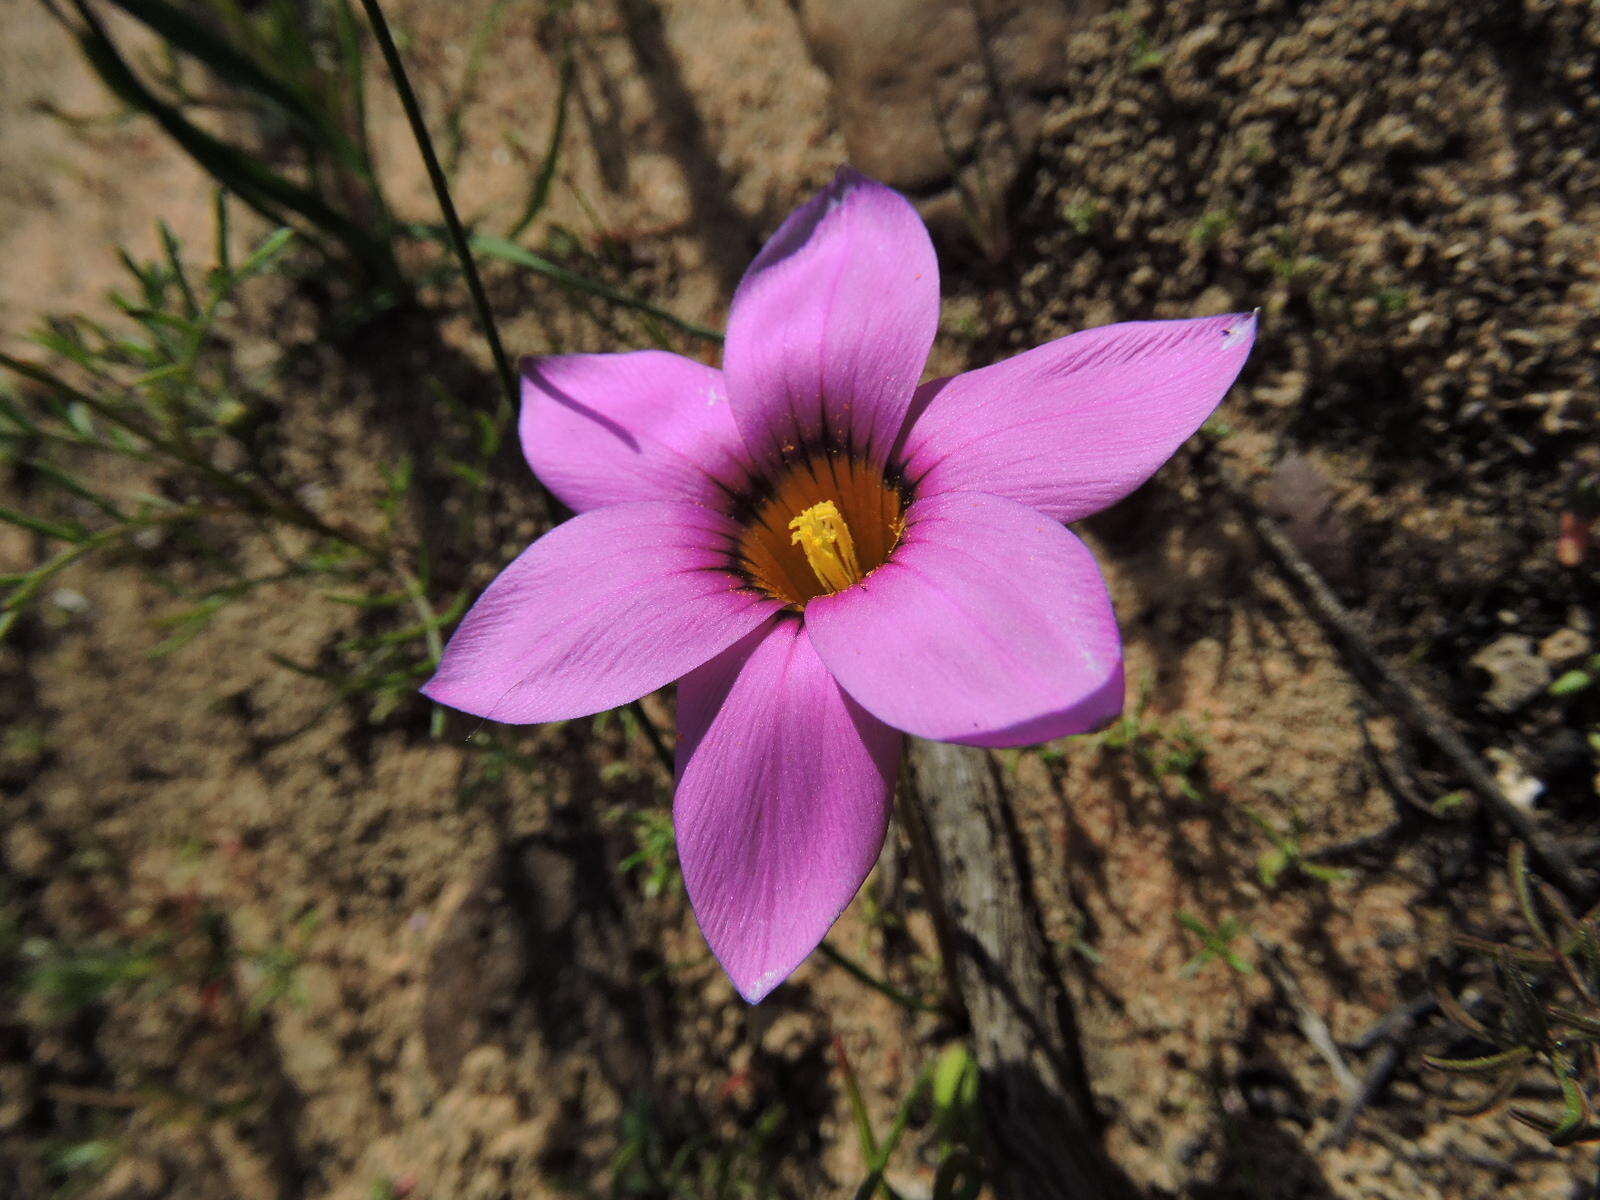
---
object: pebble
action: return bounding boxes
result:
[1486,747,1544,810]
[1469,634,1551,712]
[1538,628,1591,664]
[49,588,89,614]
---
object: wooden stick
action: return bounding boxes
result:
[1255,935,1360,1098]
[1325,996,1436,1149]
[905,738,1134,1200]
[1217,465,1590,899]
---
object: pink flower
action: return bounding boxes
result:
[424,168,1256,1001]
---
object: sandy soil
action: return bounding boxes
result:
[3,0,1597,1197]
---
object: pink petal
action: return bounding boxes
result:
[422,502,779,723]
[519,351,751,513]
[805,491,1124,747]
[722,167,938,472]
[675,618,902,1002]
[899,313,1257,522]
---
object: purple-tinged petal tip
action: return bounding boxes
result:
[722,169,938,472]
[423,502,779,724]
[675,619,902,1002]
[900,312,1258,522]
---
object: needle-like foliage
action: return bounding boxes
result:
[1425,843,1600,1146]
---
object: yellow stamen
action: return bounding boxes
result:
[734,454,902,607]
[788,500,861,594]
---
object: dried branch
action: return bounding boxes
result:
[1216,464,1591,899]
[904,738,1135,1200]
[1255,936,1361,1098]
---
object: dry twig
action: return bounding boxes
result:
[1255,935,1361,1099]
[1217,465,1590,899]
[905,738,1134,1200]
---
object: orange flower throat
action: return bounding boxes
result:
[734,453,905,607]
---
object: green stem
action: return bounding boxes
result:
[359,0,676,762]
[357,0,518,412]
[623,698,676,777]
[3,504,229,612]
[820,940,944,1015]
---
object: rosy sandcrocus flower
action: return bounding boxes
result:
[424,168,1255,1002]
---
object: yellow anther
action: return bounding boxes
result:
[788,500,861,594]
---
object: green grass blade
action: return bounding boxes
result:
[0,389,43,437]
[157,220,199,319]
[358,0,517,411]
[471,234,723,342]
[103,0,363,167]
[236,228,297,279]
[874,1063,933,1168]
[66,1,395,282]
[0,504,88,543]
[213,188,233,277]
[443,0,514,173]
[1422,1045,1533,1075]
[506,53,574,239]
[20,460,127,520]
[834,1037,880,1163]
[819,940,942,1014]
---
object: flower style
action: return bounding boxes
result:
[423,168,1256,1002]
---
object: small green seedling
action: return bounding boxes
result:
[1244,807,1349,889]
[1177,912,1254,977]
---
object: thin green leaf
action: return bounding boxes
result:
[1302,861,1351,883]
[148,595,228,657]
[31,325,103,373]
[1549,1059,1592,1142]
[443,0,514,172]
[236,228,297,280]
[873,1063,933,1169]
[330,0,385,203]
[115,246,165,309]
[1176,911,1210,937]
[819,941,942,1014]
[835,1038,879,1163]
[1436,1066,1520,1118]
[21,460,127,520]
[335,590,467,653]
[158,220,199,319]
[1451,931,1557,967]
[358,0,515,410]
[213,188,233,277]
[0,504,88,543]
[66,1,392,280]
[129,362,190,389]
[0,390,42,437]
[505,52,574,239]
[322,589,411,609]
[1433,981,1493,1039]
[112,306,194,338]
[1511,1060,1596,1146]
[1550,669,1592,696]
[1422,1045,1533,1075]
[470,233,724,342]
[1509,842,1554,955]
[1499,953,1551,1048]
[103,0,364,169]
